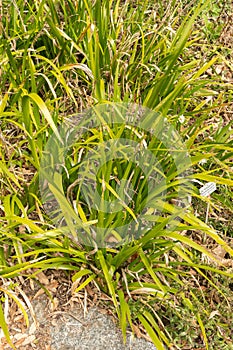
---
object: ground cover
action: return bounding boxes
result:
[0,1,233,349]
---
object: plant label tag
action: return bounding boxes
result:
[199,182,216,197]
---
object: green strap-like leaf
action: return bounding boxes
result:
[0,302,16,349]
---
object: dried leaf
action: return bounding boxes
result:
[209,310,220,320]
[21,334,36,346]
[36,272,49,285]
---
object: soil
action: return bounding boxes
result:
[0,272,158,350]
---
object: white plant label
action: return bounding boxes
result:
[199,182,216,197]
